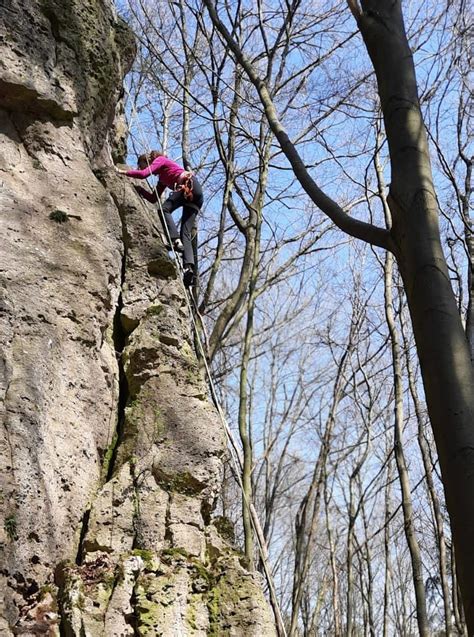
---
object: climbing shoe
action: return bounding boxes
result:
[173,238,184,253]
[183,265,194,288]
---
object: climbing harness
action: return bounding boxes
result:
[121,82,288,637]
[174,171,194,201]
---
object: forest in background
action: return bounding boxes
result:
[116,1,472,634]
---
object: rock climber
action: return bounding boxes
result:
[115,151,202,287]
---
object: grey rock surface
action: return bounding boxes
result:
[0,1,277,635]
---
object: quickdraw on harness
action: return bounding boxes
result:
[175,171,194,201]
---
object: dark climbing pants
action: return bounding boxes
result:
[161,178,203,268]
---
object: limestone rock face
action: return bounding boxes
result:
[0,1,276,635]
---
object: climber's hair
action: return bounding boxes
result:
[137,150,164,167]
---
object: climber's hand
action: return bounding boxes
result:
[114,167,127,175]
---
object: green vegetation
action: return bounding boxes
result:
[49,210,69,223]
[207,584,222,637]
[213,516,235,544]
[101,430,118,480]
[161,547,191,561]
[153,470,204,496]
[146,304,163,317]
[131,549,156,570]
[4,515,17,541]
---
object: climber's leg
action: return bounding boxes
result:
[180,178,203,268]
[160,190,184,243]
[180,206,199,268]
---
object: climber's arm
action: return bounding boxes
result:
[124,156,165,179]
[133,185,157,203]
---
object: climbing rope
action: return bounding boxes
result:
[118,82,288,637]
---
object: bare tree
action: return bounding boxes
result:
[116,1,473,633]
[202,1,474,629]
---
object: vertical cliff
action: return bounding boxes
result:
[0,1,276,634]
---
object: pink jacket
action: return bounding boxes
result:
[126,156,185,202]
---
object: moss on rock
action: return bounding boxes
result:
[213,515,236,544]
[38,0,135,153]
[153,468,206,497]
[100,429,118,482]
[58,549,276,636]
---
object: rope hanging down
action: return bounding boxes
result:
[119,82,287,637]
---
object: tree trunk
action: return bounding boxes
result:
[324,476,342,637]
[375,122,429,634]
[384,250,429,635]
[401,313,454,637]
[357,2,474,628]
[238,222,259,566]
[382,455,394,637]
